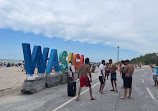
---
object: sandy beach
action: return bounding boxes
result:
[0,66,43,91]
[0,67,27,91]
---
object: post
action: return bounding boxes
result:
[117,46,119,63]
[66,41,68,52]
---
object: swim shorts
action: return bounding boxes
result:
[122,72,125,80]
[124,77,132,88]
[111,73,117,81]
[80,76,91,87]
[99,76,106,84]
[153,75,158,80]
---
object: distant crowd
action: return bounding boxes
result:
[0,61,25,70]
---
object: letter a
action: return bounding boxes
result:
[46,49,60,73]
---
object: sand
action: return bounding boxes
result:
[0,66,42,91]
[0,67,26,90]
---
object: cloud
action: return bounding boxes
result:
[0,0,158,53]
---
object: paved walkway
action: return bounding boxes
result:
[0,68,158,111]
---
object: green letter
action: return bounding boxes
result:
[59,51,68,71]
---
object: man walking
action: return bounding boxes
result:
[109,59,118,92]
[121,60,134,99]
[76,58,95,101]
[98,60,106,94]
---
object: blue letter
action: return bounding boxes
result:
[22,43,49,74]
[22,43,34,74]
[46,49,60,73]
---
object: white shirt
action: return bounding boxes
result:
[98,64,105,76]
[121,64,125,68]
[68,63,72,72]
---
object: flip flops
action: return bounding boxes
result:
[76,98,79,101]
[120,97,127,99]
[120,96,131,99]
[100,91,105,94]
[76,97,96,101]
[127,96,132,99]
[91,97,96,100]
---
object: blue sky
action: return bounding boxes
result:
[0,0,158,62]
[0,29,140,62]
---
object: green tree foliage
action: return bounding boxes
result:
[131,53,158,65]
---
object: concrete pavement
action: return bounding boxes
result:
[0,68,158,111]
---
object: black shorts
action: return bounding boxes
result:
[99,76,105,84]
[122,73,125,79]
[124,77,132,88]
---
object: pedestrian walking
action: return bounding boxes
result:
[76,58,96,101]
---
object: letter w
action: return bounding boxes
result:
[22,43,49,74]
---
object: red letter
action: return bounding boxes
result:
[74,54,80,70]
[79,55,84,67]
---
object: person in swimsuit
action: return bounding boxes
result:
[109,59,118,92]
[76,58,96,101]
[121,60,134,99]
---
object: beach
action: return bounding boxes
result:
[0,67,26,91]
[0,66,42,95]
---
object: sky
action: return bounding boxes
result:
[0,0,158,62]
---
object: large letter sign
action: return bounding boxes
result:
[80,55,84,66]
[59,51,68,71]
[35,46,49,73]
[22,43,49,74]
[46,49,60,73]
[67,52,74,65]
[22,43,33,74]
[74,54,80,70]
[22,43,85,79]
[42,48,50,71]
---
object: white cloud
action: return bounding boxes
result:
[0,0,158,53]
